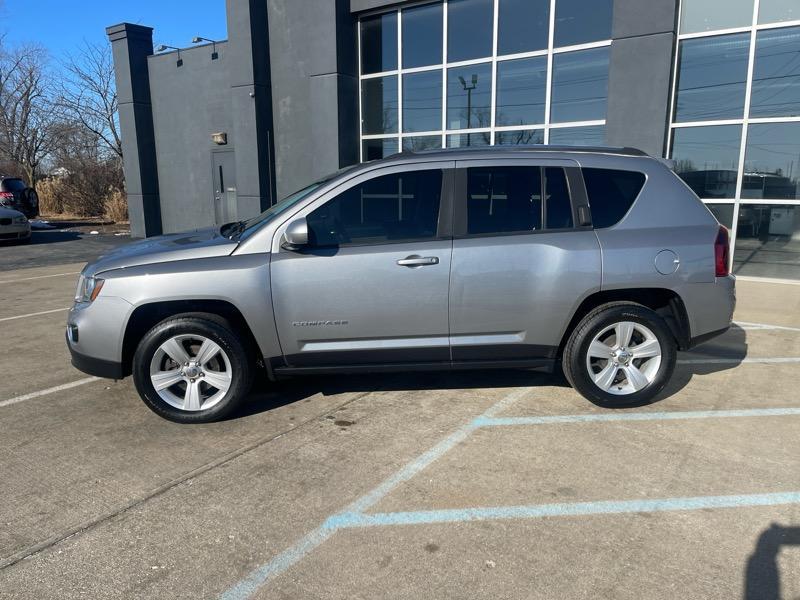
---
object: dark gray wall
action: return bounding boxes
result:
[266,0,358,199]
[148,43,233,233]
[107,24,162,238]
[226,0,276,215]
[605,0,679,157]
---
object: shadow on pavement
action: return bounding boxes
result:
[745,523,800,600]
[234,325,748,419]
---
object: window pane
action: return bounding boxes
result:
[447,0,493,62]
[548,125,606,146]
[545,167,573,229]
[759,0,800,24]
[362,138,399,161]
[671,125,742,199]
[706,203,735,229]
[402,2,443,68]
[307,170,442,246]
[495,129,545,145]
[742,122,800,200]
[360,12,397,74]
[447,132,491,147]
[680,0,754,34]
[403,70,442,133]
[750,27,800,118]
[402,135,442,151]
[362,76,398,135]
[733,204,800,280]
[550,47,609,123]
[583,168,646,228]
[554,0,613,47]
[496,57,547,127]
[498,0,549,55]
[674,34,749,122]
[466,167,543,234]
[447,63,492,130]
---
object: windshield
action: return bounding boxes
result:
[233,164,362,241]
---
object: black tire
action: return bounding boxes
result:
[132,315,253,423]
[562,302,677,408]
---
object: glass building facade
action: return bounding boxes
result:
[357,0,800,280]
[670,0,800,280]
[359,0,613,158]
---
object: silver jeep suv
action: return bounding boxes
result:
[67,147,735,423]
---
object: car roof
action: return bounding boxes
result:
[395,145,648,159]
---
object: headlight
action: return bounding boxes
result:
[74,275,105,303]
[13,215,27,224]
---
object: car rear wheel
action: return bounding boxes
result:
[132,315,253,423]
[562,302,676,408]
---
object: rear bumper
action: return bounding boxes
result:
[67,330,124,379]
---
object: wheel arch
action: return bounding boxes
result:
[558,288,691,358]
[121,299,261,377]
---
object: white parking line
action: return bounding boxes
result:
[734,321,800,333]
[678,357,800,365]
[0,307,70,322]
[0,271,80,284]
[0,377,100,408]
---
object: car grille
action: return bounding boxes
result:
[0,218,11,226]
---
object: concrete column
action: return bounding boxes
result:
[605,0,680,157]
[106,23,162,238]
[226,0,276,213]
[266,0,359,200]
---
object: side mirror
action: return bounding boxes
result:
[282,217,309,249]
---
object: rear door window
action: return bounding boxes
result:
[465,166,574,235]
[582,168,646,228]
[307,169,442,247]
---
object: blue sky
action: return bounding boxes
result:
[2,0,227,59]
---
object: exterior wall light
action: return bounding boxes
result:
[192,36,220,60]
[156,44,183,67]
[211,132,228,145]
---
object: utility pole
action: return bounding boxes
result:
[458,74,478,147]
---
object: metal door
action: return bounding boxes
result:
[212,151,237,225]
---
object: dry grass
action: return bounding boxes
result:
[103,187,128,223]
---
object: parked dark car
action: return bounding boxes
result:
[0,177,39,218]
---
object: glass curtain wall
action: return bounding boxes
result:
[358,0,613,159]
[671,0,800,279]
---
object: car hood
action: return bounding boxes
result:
[0,206,24,218]
[83,226,239,276]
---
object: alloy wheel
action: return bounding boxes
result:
[585,321,662,395]
[149,334,233,411]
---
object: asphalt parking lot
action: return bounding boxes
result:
[0,244,799,599]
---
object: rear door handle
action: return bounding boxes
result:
[396,255,439,267]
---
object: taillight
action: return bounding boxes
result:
[715,226,730,277]
[0,192,12,202]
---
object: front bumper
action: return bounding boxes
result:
[0,224,31,241]
[67,330,125,379]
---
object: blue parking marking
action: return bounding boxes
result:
[472,407,800,428]
[329,492,800,528]
[219,389,800,600]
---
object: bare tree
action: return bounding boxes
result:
[58,41,121,160]
[0,42,60,187]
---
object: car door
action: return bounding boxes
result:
[449,158,601,365]
[270,161,454,368]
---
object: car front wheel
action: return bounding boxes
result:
[132,315,253,423]
[562,302,677,407]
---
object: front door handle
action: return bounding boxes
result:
[397,255,439,267]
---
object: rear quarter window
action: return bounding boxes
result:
[1,179,26,192]
[582,168,646,229]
